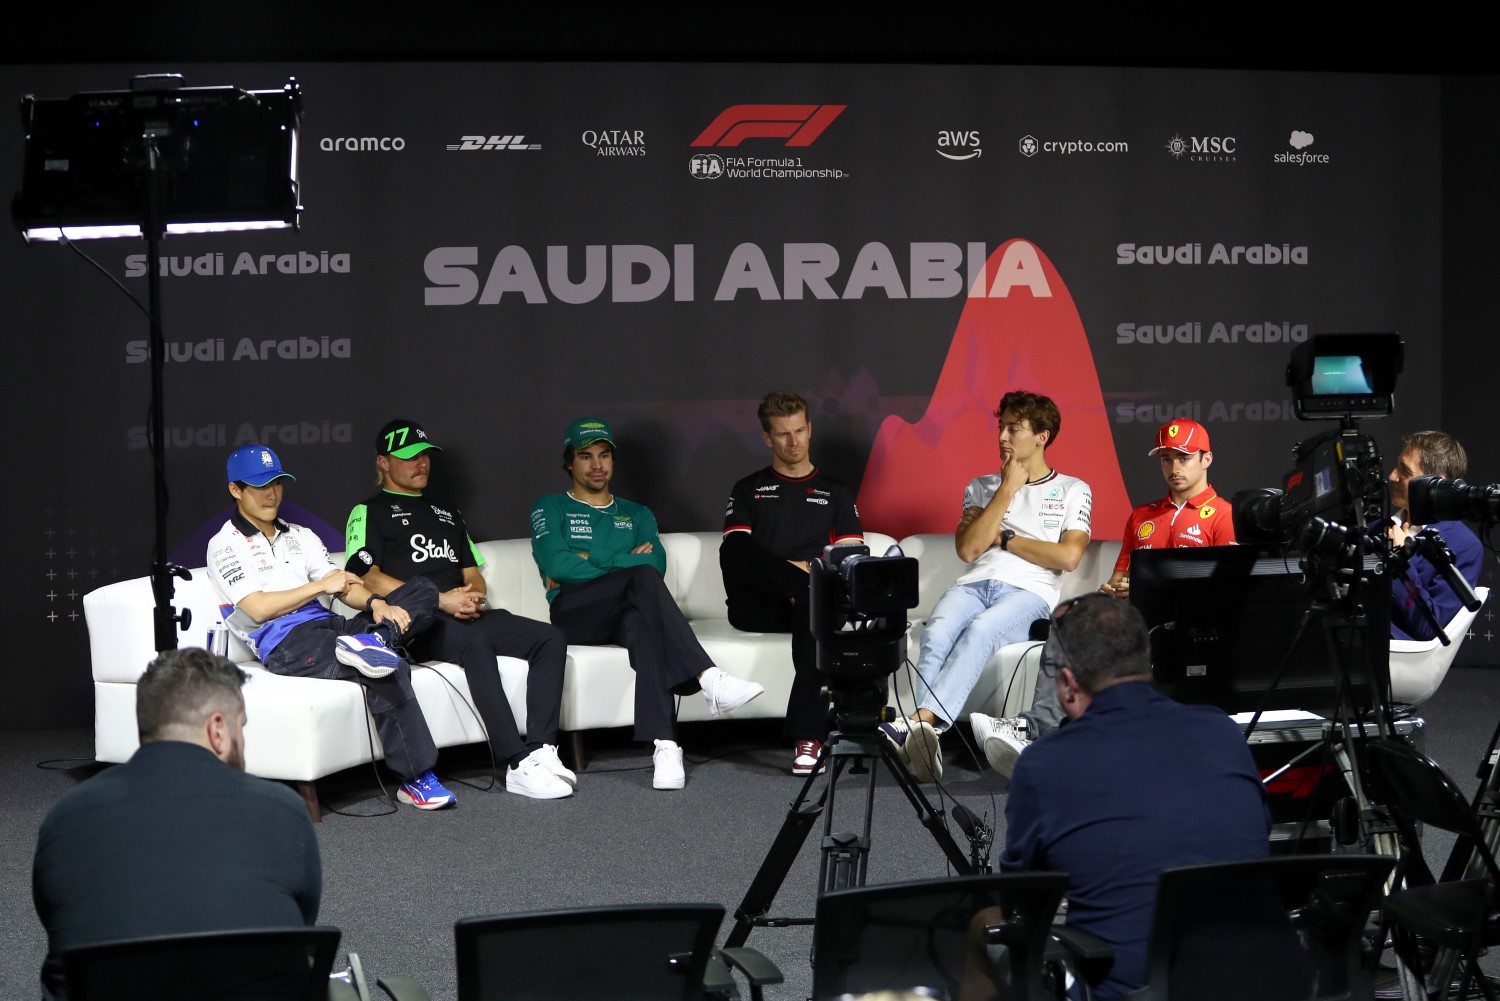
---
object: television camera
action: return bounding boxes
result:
[1232,333,1401,578]
[806,540,919,729]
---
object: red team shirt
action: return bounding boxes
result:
[1113,484,1235,573]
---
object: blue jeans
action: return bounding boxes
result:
[912,579,1049,728]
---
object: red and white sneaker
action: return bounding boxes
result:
[792,739,825,777]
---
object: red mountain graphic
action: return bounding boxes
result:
[857,238,1130,540]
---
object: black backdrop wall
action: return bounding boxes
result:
[3,55,1493,730]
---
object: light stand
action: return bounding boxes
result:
[13,73,302,650]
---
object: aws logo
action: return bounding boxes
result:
[936,130,980,161]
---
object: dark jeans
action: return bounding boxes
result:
[402,608,566,767]
[549,565,710,742]
[264,577,439,781]
[719,532,823,740]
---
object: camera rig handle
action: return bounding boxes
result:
[1410,528,1484,612]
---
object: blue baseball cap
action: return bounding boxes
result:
[226,444,296,487]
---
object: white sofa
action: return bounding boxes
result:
[86,530,914,816]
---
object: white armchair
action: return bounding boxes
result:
[1389,586,1490,706]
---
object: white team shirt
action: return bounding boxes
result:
[206,517,339,656]
[954,469,1093,606]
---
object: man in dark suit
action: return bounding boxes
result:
[32,648,321,1001]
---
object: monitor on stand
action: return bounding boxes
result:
[1128,546,1391,719]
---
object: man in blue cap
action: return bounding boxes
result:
[206,443,457,810]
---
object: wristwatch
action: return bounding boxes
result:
[999,529,1016,551]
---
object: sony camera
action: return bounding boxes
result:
[808,542,918,682]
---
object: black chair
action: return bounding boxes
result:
[1079,854,1393,1001]
[812,872,1070,1001]
[453,902,779,1001]
[63,925,344,1001]
[1364,737,1500,1001]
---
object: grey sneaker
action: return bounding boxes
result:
[879,717,943,783]
[973,713,1030,779]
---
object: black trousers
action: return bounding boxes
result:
[402,608,567,767]
[719,532,824,740]
[265,577,439,782]
[549,565,710,742]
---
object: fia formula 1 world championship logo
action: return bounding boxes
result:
[690,105,846,147]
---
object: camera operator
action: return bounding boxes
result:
[1385,431,1484,641]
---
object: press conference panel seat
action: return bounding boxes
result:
[63,926,343,1001]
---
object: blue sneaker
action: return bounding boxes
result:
[397,770,456,810]
[335,633,399,679]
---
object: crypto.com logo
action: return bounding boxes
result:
[690,104,846,147]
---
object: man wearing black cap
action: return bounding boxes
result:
[206,443,456,810]
[345,419,575,800]
[530,418,764,790]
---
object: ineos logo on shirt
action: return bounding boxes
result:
[409,534,457,563]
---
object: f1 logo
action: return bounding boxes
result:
[690,104,846,148]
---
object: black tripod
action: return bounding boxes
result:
[724,685,983,949]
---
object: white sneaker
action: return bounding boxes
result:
[506,751,574,799]
[699,667,764,717]
[653,739,685,790]
[532,743,577,787]
[973,713,1030,779]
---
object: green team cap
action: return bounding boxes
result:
[377,418,443,459]
[564,418,616,450]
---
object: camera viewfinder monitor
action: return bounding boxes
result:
[1129,546,1391,717]
[1287,333,1403,421]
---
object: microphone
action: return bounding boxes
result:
[952,803,993,872]
[953,803,984,838]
